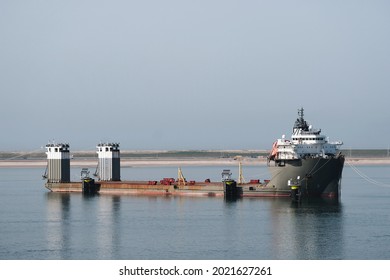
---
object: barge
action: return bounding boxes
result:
[43,143,291,198]
[45,172,291,198]
[45,181,290,197]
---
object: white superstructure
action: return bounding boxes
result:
[270,108,343,161]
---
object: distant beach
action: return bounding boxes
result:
[0,156,389,168]
[0,149,389,168]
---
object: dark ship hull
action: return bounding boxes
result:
[267,154,345,198]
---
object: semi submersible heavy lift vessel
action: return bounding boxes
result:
[44,109,344,200]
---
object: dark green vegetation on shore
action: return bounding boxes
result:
[0,149,389,160]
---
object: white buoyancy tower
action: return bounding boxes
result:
[270,108,343,161]
[96,142,121,181]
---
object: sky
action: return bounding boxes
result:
[1,0,390,151]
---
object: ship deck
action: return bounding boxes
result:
[45,181,291,198]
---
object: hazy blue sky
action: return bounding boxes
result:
[1,0,389,151]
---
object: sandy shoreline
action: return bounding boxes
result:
[0,158,259,168]
[0,157,389,168]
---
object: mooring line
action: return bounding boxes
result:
[346,161,390,187]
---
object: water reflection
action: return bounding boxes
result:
[46,193,71,259]
[46,192,123,259]
[96,195,121,259]
[270,199,344,259]
[222,197,344,259]
[45,191,345,260]
[224,196,242,203]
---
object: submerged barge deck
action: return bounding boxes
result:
[45,181,290,198]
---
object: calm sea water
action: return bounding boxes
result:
[0,164,390,260]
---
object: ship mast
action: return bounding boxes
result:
[293,107,309,133]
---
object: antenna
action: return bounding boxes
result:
[298,107,304,119]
